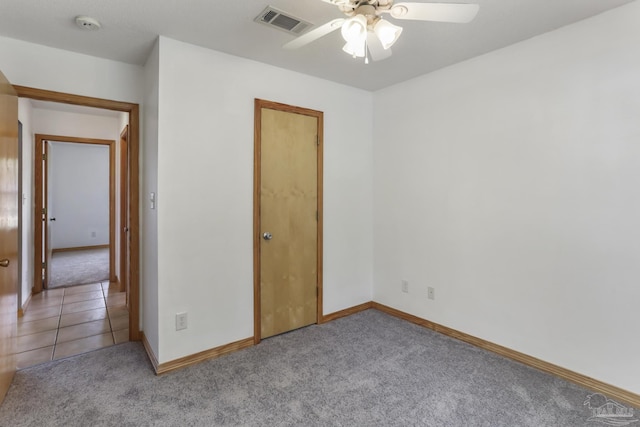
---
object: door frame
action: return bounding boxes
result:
[34,135,116,290]
[15,85,141,341]
[253,98,324,345]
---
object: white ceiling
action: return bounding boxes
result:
[0,0,633,91]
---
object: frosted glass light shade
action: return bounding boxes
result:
[341,15,368,44]
[342,41,366,58]
[373,19,403,49]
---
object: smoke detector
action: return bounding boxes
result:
[75,16,102,31]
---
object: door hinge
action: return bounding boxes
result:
[42,153,46,161]
[42,208,46,215]
[316,135,319,146]
[42,261,46,268]
[316,286,319,296]
[316,211,318,221]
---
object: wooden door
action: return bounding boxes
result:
[119,125,129,296]
[254,99,323,340]
[0,70,18,401]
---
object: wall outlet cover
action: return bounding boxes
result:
[176,312,188,331]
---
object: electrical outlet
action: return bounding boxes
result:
[401,280,409,293]
[428,287,435,300]
[176,312,188,331]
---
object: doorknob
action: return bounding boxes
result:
[263,232,273,241]
[0,259,9,268]
[50,217,56,221]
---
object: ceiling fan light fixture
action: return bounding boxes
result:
[283,1,480,63]
[373,19,403,50]
[340,14,367,44]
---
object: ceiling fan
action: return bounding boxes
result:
[283,0,479,63]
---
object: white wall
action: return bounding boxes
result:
[32,108,121,141]
[373,2,640,395]
[0,36,142,102]
[155,37,373,363]
[17,99,34,308]
[48,142,109,249]
[141,40,159,355]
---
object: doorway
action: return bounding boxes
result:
[14,85,140,342]
[35,136,115,291]
[253,99,324,343]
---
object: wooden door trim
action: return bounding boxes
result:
[16,85,141,342]
[253,98,324,345]
[34,135,116,289]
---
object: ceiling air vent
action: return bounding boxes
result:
[255,6,312,35]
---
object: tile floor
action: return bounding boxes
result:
[17,282,129,369]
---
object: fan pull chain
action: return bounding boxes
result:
[365,39,369,64]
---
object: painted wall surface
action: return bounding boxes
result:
[373,2,640,394]
[48,142,109,249]
[17,99,34,308]
[32,108,121,142]
[141,40,159,354]
[156,37,373,363]
[0,36,142,103]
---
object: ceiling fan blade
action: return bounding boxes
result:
[366,32,392,61]
[390,3,479,23]
[283,18,345,50]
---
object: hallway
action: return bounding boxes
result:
[16,282,129,368]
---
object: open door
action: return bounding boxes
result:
[119,125,129,295]
[43,141,52,288]
[0,70,19,401]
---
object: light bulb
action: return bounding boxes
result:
[341,15,367,44]
[373,19,402,50]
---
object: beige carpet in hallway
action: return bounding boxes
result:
[48,248,110,289]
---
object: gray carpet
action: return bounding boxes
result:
[0,310,633,426]
[49,248,110,289]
